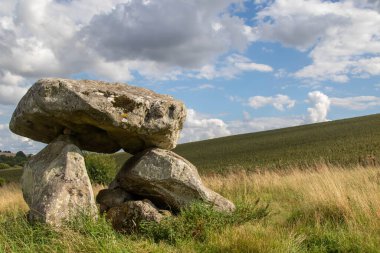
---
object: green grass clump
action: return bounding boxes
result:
[139,200,269,245]
[0,163,10,170]
[0,177,7,187]
[0,167,21,183]
[0,211,176,253]
[84,153,118,185]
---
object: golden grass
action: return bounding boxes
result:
[0,183,27,212]
[204,164,380,226]
[0,184,105,213]
[1,164,380,252]
[2,165,380,222]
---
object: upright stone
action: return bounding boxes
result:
[22,135,97,226]
[10,78,186,154]
[112,148,236,213]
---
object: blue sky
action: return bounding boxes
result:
[0,0,380,153]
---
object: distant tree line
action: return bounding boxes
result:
[0,151,29,167]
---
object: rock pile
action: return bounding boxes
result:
[10,78,235,229]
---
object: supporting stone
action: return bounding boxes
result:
[21,135,97,226]
[106,199,165,233]
[112,148,236,213]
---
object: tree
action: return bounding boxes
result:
[16,151,27,158]
[0,163,10,170]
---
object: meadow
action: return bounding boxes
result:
[1,113,380,252]
[1,164,380,252]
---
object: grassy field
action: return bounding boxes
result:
[1,114,380,251]
[173,113,380,173]
[1,164,380,252]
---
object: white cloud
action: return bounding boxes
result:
[0,122,44,153]
[307,91,331,123]
[229,116,304,134]
[82,0,248,68]
[180,108,306,143]
[349,0,380,12]
[235,62,273,72]
[168,84,217,92]
[248,94,296,111]
[331,96,380,110]
[195,54,273,80]
[254,0,380,82]
[0,85,28,105]
[0,0,257,101]
[195,84,215,90]
[0,71,28,105]
[228,95,245,103]
[180,109,231,143]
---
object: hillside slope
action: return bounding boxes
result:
[173,113,380,173]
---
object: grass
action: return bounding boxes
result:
[173,113,380,173]
[1,164,380,252]
[0,167,23,183]
[1,114,380,251]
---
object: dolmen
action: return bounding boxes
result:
[10,78,235,229]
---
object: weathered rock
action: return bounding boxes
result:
[106,199,163,232]
[10,78,186,154]
[22,135,97,226]
[113,148,236,213]
[96,188,134,212]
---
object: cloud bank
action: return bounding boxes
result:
[253,0,380,82]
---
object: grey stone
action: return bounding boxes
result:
[10,78,186,154]
[106,199,163,232]
[113,148,236,213]
[21,135,97,226]
[96,188,134,212]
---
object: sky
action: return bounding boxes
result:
[0,0,380,154]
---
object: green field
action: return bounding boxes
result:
[116,113,380,174]
[2,113,380,182]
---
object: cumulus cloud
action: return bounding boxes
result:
[180,109,231,143]
[195,54,273,80]
[0,123,44,153]
[82,0,248,68]
[229,116,304,134]
[254,0,380,82]
[0,71,28,105]
[180,108,305,143]
[248,94,295,111]
[0,0,259,106]
[307,91,331,123]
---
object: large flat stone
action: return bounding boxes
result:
[10,78,186,154]
[22,135,97,226]
[113,148,236,213]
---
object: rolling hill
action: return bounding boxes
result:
[2,113,380,182]
[173,113,380,173]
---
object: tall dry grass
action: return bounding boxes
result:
[204,164,380,226]
[0,183,27,212]
[1,164,380,252]
[0,184,105,214]
[2,165,380,223]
